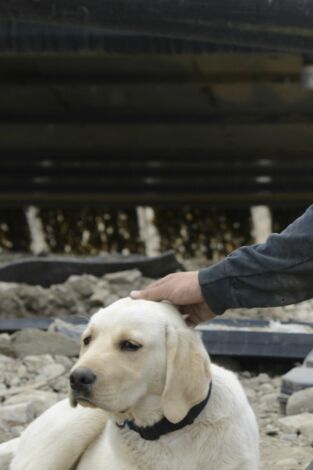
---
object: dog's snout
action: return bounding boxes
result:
[70,367,97,392]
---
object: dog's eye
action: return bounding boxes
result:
[83,336,92,346]
[119,340,142,352]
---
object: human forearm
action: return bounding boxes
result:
[199,205,313,314]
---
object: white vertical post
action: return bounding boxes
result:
[25,206,50,255]
[250,205,272,244]
[136,206,161,257]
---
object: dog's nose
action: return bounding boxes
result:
[70,367,97,392]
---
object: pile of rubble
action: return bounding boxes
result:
[0,332,313,469]
[0,269,312,469]
[0,269,150,318]
[0,266,313,323]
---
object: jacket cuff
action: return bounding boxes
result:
[198,262,234,315]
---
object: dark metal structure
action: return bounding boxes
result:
[0,2,313,207]
[1,1,313,55]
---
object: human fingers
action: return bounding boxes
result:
[130,282,170,302]
[130,273,177,301]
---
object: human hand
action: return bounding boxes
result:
[130,271,216,327]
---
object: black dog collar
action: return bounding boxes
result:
[116,381,212,441]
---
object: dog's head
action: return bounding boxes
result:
[69,298,211,423]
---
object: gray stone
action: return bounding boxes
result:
[281,366,313,395]
[276,458,298,468]
[52,376,69,393]
[278,413,313,433]
[299,422,313,443]
[260,392,279,409]
[265,424,278,436]
[256,373,271,384]
[41,363,65,379]
[66,274,98,297]
[12,329,79,358]
[48,319,85,341]
[259,383,274,394]
[0,335,14,358]
[5,390,59,417]
[0,403,35,426]
[287,387,313,416]
[54,355,75,370]
[90,284,110,306]
[0,420,13,444]
[104,294,120,307]
[23,354,55,373]
[105,269,141,283]
[304,349,313,368]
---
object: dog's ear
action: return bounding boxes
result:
[161,326,211,424]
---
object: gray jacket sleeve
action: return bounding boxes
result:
[198,205,313,314]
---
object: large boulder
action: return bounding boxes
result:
[287,387,313,416]
[12,330,79,358]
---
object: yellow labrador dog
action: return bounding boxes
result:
[10,298,259,470]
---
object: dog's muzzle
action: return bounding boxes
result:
[70,367,97,395]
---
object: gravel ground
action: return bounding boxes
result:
[0,346,312,469]
[0,268,312,468]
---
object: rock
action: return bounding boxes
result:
[90,283,110,306]
[104,294,120,307]
[278,413,313,433]
[261,392,278,409]
[53,355,75,370]
[105,269,141,283]
[256,373,271,384]
[66,275,98,297]
[287,387,313,415]
[241,371,251,379]
[305,349,313,368]
[23,354,55,373]
[299,421,313,442]
[4,391,59,417]
[276,457,298,467]
[48,320,85,341]
[0,335,15,358]
[41,363,65,379]
[265,424,279,436]
[244,388,256,400]
[259,383,274,394]
[52,376,69,393]
[0,403,35,426]
[12,329,79,358]
[0,420,13,444]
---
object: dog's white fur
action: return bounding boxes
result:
[10,298,259,470]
